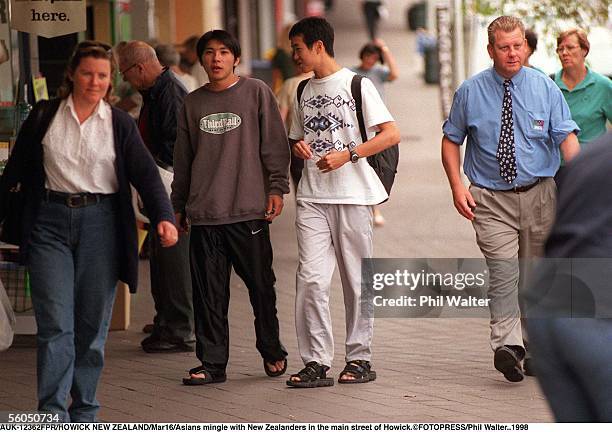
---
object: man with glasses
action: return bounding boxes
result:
[116,41,194,353]
[441,16,580,382]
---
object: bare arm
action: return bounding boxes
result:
[441,136,475,220]
[375,39,399,82]
[291,137,313,160]
[559,132,580,163]
[315,121,400,172]
[279,105,290,123]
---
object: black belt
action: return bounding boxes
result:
[45,190,116,208]
[500,178,543,193]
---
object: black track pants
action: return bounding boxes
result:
[189,220,287,373]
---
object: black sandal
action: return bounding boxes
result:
[286,361,334,388]
[182,365,227,386]
[338,360,376,384]
[264,358,288,377]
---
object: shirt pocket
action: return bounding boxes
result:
[526,111,548,140]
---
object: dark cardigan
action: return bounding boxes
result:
[0,98,175,293]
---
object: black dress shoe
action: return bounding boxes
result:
[142,339,195,353]
[523,357,535,376]
[140,334,161,347]
[494,346,524,382]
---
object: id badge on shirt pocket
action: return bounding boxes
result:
[526,111,547,139]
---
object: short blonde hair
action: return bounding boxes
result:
[487,16,525,45]
[557,29,590,56]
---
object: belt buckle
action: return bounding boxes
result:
[67,195,84,208]
[512,179,539,193]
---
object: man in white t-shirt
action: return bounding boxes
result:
[286,16,400,388]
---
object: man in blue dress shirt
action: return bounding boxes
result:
[441,16,580,383]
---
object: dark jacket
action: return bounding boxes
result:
[0,98,175,293]
[522,132,612,316]
[139,68,187,167]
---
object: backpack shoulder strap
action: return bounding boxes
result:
[351,74,368,144]
[296,78,311,104]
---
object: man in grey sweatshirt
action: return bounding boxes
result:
[172,30,290,385]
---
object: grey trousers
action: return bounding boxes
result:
[295,201,374,367]
[470,178,556,352]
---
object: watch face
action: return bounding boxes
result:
[351,151,359,163]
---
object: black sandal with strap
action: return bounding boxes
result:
[182,365,227,386]
[264,357,288,377]
[286,361,334,388]
[338,360,376,384]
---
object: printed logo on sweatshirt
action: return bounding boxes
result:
[199,113,242,134]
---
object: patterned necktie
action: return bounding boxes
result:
[496,79,517,183]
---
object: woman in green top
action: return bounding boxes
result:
[554,29,612,145]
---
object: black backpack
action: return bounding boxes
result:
[297,74,399,200]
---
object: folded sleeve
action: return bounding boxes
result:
[442,86,468,145]
[548,85,580,147]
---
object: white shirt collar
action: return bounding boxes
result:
[64,94,111,122]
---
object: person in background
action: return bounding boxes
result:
[113,41,143,118]
[352,39,398,100]
[0,41,177,421]
[362,1,383,40]
[351,39,399,226]
[180,35,208,88]
[272,23,297,95]
[523,29,545,74]
[116,41,194,354]
[156,43,198,93]
[554,29,612,149]
[524,132,612,421]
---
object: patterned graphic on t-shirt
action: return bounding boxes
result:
[310,138,358,157]
[304,112,352,138]
[302,92,357,157]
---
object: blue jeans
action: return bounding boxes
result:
[527,318,612,421]
[28,197,120,422]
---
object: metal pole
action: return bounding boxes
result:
[453,0,465,87]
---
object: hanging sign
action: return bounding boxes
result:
[10,0,86,38]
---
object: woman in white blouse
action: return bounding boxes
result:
[5,41,178,422]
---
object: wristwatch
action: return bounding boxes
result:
[350,149,360,163]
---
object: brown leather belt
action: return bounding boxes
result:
[45,190,116,208]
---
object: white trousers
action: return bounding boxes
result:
[295,201,374,367]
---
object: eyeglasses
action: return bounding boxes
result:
[120,63,138,76]
[556,45,580,54]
